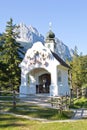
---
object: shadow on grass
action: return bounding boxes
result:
[0,114,27,129]
[0,123,26,128]
[8,106,73,120]
[1,100,74,120]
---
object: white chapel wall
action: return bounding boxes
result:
[57,66,70,96]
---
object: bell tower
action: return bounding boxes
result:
[45,22,56,52]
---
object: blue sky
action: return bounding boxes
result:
[0,0,87,55]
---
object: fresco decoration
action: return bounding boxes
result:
[26,49,50,66]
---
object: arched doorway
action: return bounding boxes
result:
[28,68,51,94]
[36,73,51,93]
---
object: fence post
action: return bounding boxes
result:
[65,94,68,109]
[57,97,62,114]
[86,88,87,97]
[77,88,81,99]
[0,88,1,96]
[82,87,87,98]
[13,90,16,108]
[70,88,73,106]
[61,96,63,110]
[51,97,54,107]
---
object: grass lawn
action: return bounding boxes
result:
[1,96,87,130]
[0,102,73,120]
[0,114,87,130]
[0,96,73,120]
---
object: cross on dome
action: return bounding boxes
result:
[46,22,55,39]
[49,22,52,31]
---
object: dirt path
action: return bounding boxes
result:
[1,108,87,123]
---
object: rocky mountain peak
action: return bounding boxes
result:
[16,23,44,43]
[15,23,72,61]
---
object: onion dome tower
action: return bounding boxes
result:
[45,22,56,52]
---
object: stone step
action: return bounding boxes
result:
[19,94,51,103]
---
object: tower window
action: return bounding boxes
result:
[48,44,50,48]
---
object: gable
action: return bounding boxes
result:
[19,42,57,68]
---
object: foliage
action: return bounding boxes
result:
[0,18,24,91]
[80,55,87,86]
[70,56,81,88]
[70,46,87,89]
[82,84,87,88]
[71,97,87,109]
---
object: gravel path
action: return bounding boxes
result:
[71,109,87,119]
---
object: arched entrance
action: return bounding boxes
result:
[36,73,51,93]
[28,68,51,94]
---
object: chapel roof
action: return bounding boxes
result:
[51,51,70,68]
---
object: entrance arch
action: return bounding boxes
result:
[37,73,51,93]
[28,68,51,94]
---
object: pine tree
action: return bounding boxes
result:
[0,33,7,91]
[70,47,82,89]
[80,55,87,87]
[70,52,87,90]
[0,18,24,91]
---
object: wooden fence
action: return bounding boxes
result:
[0,90,18,110]
[50,87,87,111]
[51,95,70,111]
[0,91,70,112]
[70,87,87,99]
[0,88,87,112]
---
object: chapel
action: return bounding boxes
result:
[19,27,70,97]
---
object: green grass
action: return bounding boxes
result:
[1,96,87,130]
[1,102,73,120]
[0,96,73,120]
[0,95,19,101]
[0,96,13,100]
[0,114,87,130]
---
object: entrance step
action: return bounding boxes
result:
[19,94,51,103]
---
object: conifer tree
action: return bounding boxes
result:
[70,47,82,89]
[0,33,8,91]
[0,18,24,91]
[70,46,87,90]
[80,55,87,87]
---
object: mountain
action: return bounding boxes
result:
[16,23,44,51]
[55,38,72,61]
[16,23,72,61]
